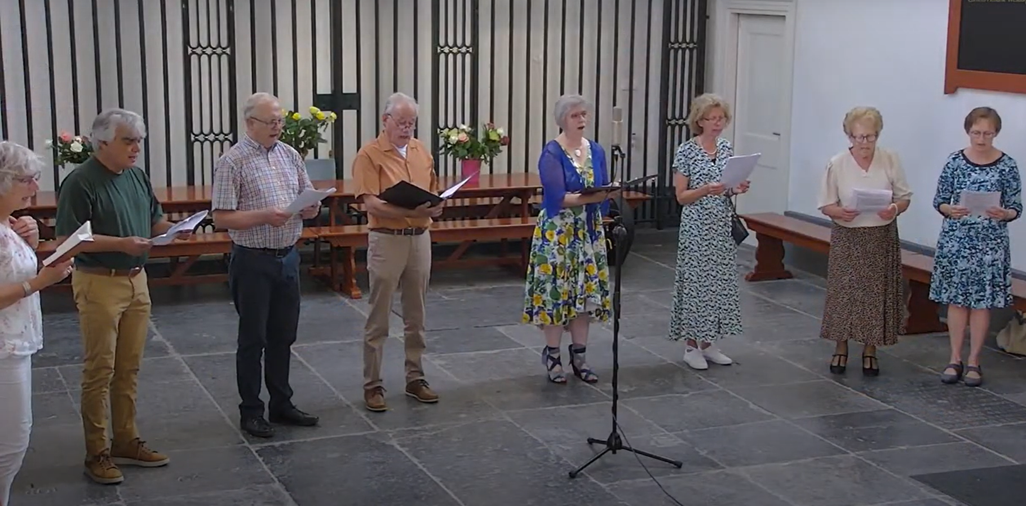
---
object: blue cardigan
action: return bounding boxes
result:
[538,140,609,228]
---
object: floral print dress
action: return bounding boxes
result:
[668,137,743,342]
[522,141,613,326]
[929,151,1022,309]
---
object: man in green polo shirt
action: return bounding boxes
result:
[55,108,180,485]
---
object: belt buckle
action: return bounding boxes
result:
[128,267,143,278]
[402,228,414,236]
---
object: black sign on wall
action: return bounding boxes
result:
[945,0,1026,94]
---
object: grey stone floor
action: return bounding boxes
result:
[12,230,1026,506]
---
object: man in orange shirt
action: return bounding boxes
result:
[352,92,443,412]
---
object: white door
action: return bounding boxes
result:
[732,14,789,217]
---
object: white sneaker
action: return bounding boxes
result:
[683,347,709,370]
[702,344,733,366]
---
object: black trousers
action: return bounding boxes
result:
[228,244,301,418]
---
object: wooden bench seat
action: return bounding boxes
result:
[308,217,537,298]
[739,212,1026,335]
[346,190,651,214]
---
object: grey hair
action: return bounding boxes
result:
[554,94,592,129]
[382,92,419,116]
[243,92,280,119]
[90,108,147,146]
[0,141,42,196]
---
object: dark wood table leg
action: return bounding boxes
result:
[905,281,947,334]
[744,233,794,282]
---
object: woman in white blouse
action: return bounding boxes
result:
[0,142,73,505]
[817,107,912,377]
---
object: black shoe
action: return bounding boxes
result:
[862,355,880,377]
[269,407,319,427]
[829,354,848,375]
[241,416,274,438]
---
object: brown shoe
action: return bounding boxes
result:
[365,386,387,412]
[84,451,124,485]
[111,438,170,468]
[405,379,439,403]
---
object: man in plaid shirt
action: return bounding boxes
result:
[211,92,321,438]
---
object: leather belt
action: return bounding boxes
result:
[235,244,295,258]
[370,227,427,236]
[76,266,144,278]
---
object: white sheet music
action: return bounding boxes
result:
[43,221,93,266]
[851,188,893,212]
[285,187,335,214]
[151,211,208,245]
[440,174,476,199]
[720,153,761,189]
[959,190,1001,216]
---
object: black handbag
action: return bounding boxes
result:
[728,196,749,245]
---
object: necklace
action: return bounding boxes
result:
[573,148,582,157]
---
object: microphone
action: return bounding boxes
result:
[610,107,624,149]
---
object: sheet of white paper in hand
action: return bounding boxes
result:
[959,190,1001,216]
[439,173,477,199]
[151,210,209,246]
[720,153,761,190]
[285,187,335,215]
[43,221,93,266]
[851,188,893,212]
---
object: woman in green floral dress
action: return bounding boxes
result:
[522,95,618,384]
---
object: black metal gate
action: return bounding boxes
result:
[0,0,706,225]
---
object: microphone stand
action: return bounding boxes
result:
[568,143,683,479]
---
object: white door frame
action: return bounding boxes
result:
[712,0,796,176]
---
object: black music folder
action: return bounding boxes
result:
[378,181,444,209]
[577,174,659,195]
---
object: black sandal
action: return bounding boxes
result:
[829,354,848,375]
[964,365,983,387]
[940,362,963,384]
[568,344,598,383]
[542,346,567,384]
[862,355,879,377]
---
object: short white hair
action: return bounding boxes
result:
[553,94,591,130]
[243,92,280,119]
[383,92,419,116]
[0,141,42,195]
[90,108,147,146]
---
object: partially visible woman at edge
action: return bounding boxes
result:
[931,106,1021,388]
[0,141,74,506]
[668,93,750,371]
[522,94,619,384]
[817,106,912,376]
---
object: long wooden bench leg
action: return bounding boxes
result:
[744,233,794,282]
[905,281,947,334]
[341,247,362,299]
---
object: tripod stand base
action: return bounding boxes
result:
[567,430,684,478]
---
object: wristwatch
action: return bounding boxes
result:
[21,281,32,297]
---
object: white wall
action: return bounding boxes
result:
[708,0,1026,269]
[0,0,673,193]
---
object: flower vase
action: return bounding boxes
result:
[461,159,481,185]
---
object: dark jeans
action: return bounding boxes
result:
[228,244,301,419]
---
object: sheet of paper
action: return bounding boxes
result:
[43,221,93,266]
[439,174,476,199]
[851,188,893,212]
[720,153,761,189]
[959,190,1001,216]
[151,210,208,245]
[285,187,335,214]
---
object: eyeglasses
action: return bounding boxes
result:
[15,174,40,184]
[386,115,418,130]
[850,134,877,143]
[701,116,726,124]
[252,117,285,127]
[969,130,996,138]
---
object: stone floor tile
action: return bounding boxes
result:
[730,380,890,419]
[623,390,775,433]
[741,455,930,505]
[859,442,1014,477]
[676,419,846,467]
[955,422,1026,463]
[609,469,793,506]
[794,409,961,453]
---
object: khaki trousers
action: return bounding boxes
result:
[71,269,151,457]
[363,231,431,390]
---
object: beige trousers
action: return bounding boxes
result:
[71,270,151,457]
[363,231,432,390]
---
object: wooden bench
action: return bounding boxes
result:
[36,229,317,287]
[308,217,537,298]
[738,212,1026,335]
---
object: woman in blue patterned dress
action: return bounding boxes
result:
[931,107,1022,387]
[668,93,750,371]
[522,94,617,384]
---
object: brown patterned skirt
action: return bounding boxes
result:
[820,221,906,346]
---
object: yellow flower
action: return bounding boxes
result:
[309,106,321,115]
[533,228,542,238]
[545,230,556,241]
[558,233,568,245]
[584,282,596,293]
[292,112,301,120]
[539,264,552,275]
[329,112,337,121]
[281,108,288,117]
[598,269,608,280]
[532,294,543,306]
[539,312,551,324]
[586,263,597,275]
[488,131,500,141]
[314,111,325,120]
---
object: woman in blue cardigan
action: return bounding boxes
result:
[522,94,619,384]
